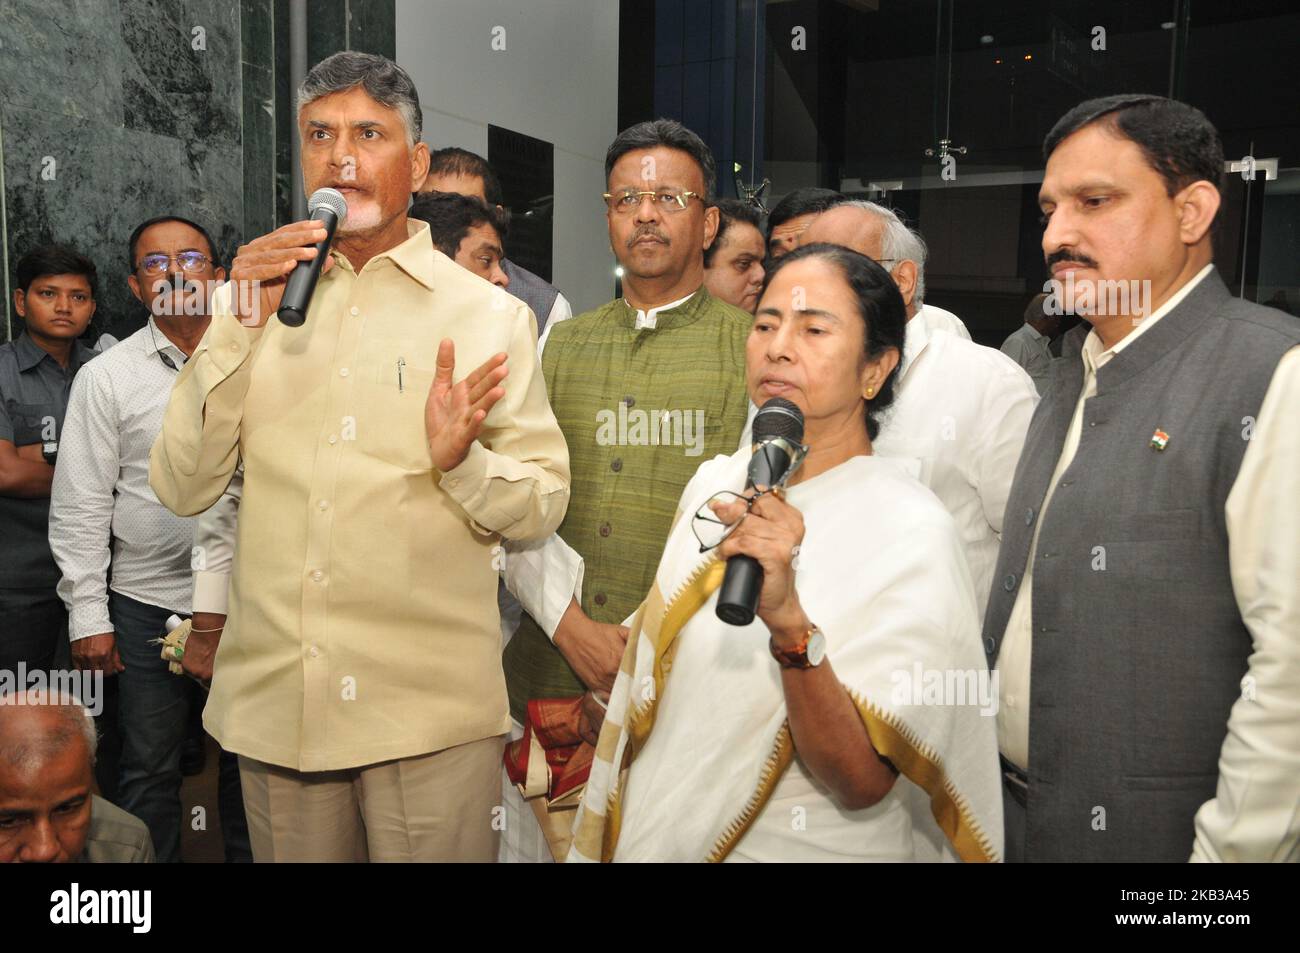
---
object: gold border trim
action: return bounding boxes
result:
[601,556,725,860]
[626,557,724,753]
[705,725,795,862]
[847,688,999,863]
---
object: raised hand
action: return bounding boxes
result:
[228,220,334,327]
[424,338,509,472]
[712,488,808,636]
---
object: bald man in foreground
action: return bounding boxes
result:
[803,202,1037,617]
[0,690,153,862]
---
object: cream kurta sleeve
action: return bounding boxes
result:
[150,284,265,518]
[438,300,569,542]
[1192,345,1300,863]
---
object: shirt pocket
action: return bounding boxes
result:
[354,343,438,472]
[6,401,58,446]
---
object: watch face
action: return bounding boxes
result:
[806,630,826,666]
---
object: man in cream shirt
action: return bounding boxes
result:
[985,94,1300,863]
[149,53,569,862]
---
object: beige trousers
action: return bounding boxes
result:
[238,735,505,862]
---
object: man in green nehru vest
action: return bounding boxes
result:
[499,119,752,862]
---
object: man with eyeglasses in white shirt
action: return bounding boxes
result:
[48,215,249,863]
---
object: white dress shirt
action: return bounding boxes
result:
[872,313,1039,619]
[992,263,1300,861]
[999,322,1053,394]
[50,319,199,639]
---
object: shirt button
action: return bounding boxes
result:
[610,458,623,473]
[339,367,349,377]
[318,499,330,511]
[350,306,359,316]
[594,592,607,607]
[328,435,338,445]
[1007,693,1017,707]
[229,343,239,352]
[599,522,611,537]
[622,395,635,408]
[309,646,320,658]
[1025,508,1035,525]
[1003,573,1016,591]
[310,569,324,583]
[448,478,460,488]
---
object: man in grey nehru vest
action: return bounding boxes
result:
[986,94,1300,862]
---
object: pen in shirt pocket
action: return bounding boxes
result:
[397,357,405,393]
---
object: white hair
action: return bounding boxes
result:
[838,200,928,303]
[0,688,98,769]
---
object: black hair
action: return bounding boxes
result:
[705,198,764,268]
[15,244,98,299]
[759,242,906,442]
[409,191,506,260]
[766,187,845,237]
[127,216,220,271]
[299,51,422,144]
[605,118,716,200]
[1043,94,1224,197]
[426,147,505,208]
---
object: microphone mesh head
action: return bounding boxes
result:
[308,187,348,221]
[753,397,804,443]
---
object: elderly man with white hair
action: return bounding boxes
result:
[0,689,153,862]
[802,202,1038,616]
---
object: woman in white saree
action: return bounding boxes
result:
[569,244,1003,862]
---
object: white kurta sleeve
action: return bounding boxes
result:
[972,360,1038,536]
[1192,345,1300,862]
[502,533,584,641]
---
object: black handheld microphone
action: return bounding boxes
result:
[277,188,348,328]
[716,397,806,626]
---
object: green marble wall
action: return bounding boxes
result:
[0,0,395,342]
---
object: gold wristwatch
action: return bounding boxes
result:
[769,624,826,669]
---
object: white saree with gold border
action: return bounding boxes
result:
[568,449,1003,862]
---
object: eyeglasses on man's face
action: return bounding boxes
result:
[603,187,704,214]
[136,252,213,275]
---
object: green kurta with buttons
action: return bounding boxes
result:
[503,287,752,722]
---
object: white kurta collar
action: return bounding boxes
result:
[628,290,696,330]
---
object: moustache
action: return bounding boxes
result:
[627,227,669,249]
[1045,249,1099,270]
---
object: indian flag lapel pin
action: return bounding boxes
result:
[1150,428,1170,451]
